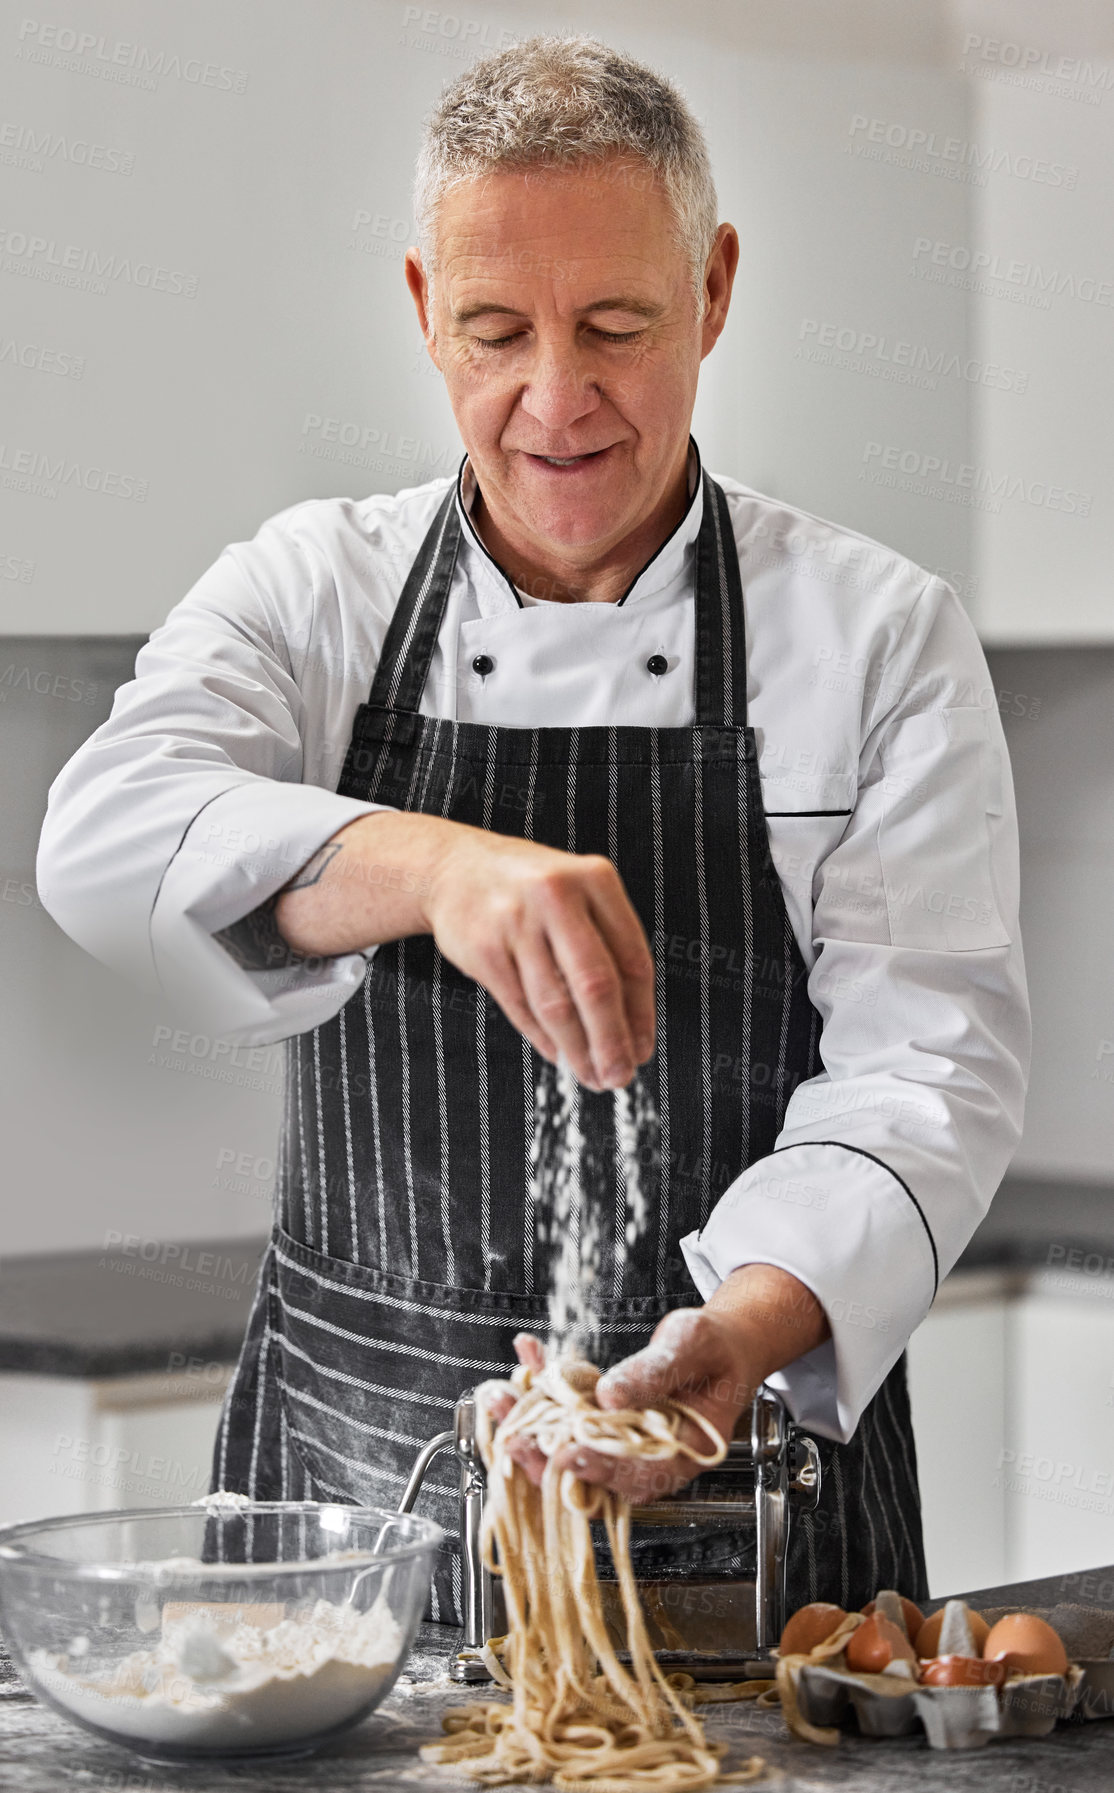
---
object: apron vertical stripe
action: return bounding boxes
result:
[398,737,429,1278]
[607,727,625,1297]
[859,1405,881,1597]
[275,1044,289,1225]
[338,1005,358,1261]
[736,737,754,1171]
[366,709,398,802]
[248,1320,271,1495]
[478,730,498,1288]
[693,728,712,1228]
[522,733,539,1293]
[313,1029,329,1256]
[879,1374,920,1588]
[435,721,461,1287]
[296,1042,313,1247]
[650,732,669,1296]
[874,1406,915,1591]
[397,937,418,1275]
[363,972,387,1264]
[215,1381,230,1493]
[565,730,582,1277]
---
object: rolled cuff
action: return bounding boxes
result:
[678,1142,937,1443]
[149,778,395,1044]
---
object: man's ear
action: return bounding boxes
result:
[404,248,441,370]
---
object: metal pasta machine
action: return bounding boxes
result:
[399,1383,821,1683]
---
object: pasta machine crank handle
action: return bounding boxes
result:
[396,1396,496,1684]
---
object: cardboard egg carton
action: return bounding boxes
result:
[789,1599,1114,1751]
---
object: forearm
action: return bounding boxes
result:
[273,810,465,955]
[704,1262,831,1392]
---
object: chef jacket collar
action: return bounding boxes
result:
[454,436,704,619]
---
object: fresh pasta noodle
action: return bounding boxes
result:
[420,1357,767,1790]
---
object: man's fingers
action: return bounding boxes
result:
[475,1374,516,1421]
[584,878,657,1064]
[474,941,560,1065]
[596,1315,705,1408]
[550,1441,698,1502]
[506,1435,549,1485]
[596,1349,674,1410]
[512,927,599,1089]
[512,1333,546,1372]
[546,903,638,1089]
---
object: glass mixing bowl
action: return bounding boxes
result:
[0,1501,442,1762]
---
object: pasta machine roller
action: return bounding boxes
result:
[399,1383,821,1683]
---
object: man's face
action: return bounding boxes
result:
[406,158,735,568]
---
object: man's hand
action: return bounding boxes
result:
[422,821,655,1093]
[273,812,655,1091]
[499,1264,831,1501]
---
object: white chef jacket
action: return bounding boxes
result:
[36,439,1029,1446]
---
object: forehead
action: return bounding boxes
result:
[433,157,680,271]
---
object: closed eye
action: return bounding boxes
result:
[474,327,645,350]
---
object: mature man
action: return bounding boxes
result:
[38,35,1028,1622]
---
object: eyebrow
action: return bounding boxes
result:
[450,296,665,325]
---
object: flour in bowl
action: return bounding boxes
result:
[31,1593,403,1751]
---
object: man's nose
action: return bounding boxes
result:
[518,349,602,432]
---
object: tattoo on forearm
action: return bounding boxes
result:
[284,842,343,892]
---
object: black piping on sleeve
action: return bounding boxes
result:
[771,1139,940,1296]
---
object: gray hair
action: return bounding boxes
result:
[412,34,719,324]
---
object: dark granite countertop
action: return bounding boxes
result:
[2,1174,1111,1382]
[1,1565,1112,1790]
[0,1237,265,1378]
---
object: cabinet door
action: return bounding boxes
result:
[92,1398,226,1509]
[906,1288,1008,1595]
[1004,1277,1114,1583]
[0,1371,229,1525]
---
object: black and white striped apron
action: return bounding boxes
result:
[213,469,928,1620]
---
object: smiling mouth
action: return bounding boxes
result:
[526,447,612,467]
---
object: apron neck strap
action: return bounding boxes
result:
[364,467,748,728]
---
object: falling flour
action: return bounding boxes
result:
[30,1593,402,1752]
[534,1054,658,1358]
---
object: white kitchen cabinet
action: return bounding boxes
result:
[908,1264,1114,1596]
[1003,1271,1114,1583]
[0,1367,230,1530]
[906,1272,1009,1596]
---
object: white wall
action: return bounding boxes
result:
[1,0,978,636]
[0,639,282,1254]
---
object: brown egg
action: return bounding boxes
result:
[919,1654,1006,1688]
[862,1594,926,1641]
[915,1606,990,1659]
[982,1613,1068,1678]
[845,1613,917,1675]
[778,1602,848,1656]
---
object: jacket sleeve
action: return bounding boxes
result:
[36,514,394,1046]
[680,577,1030,1442]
